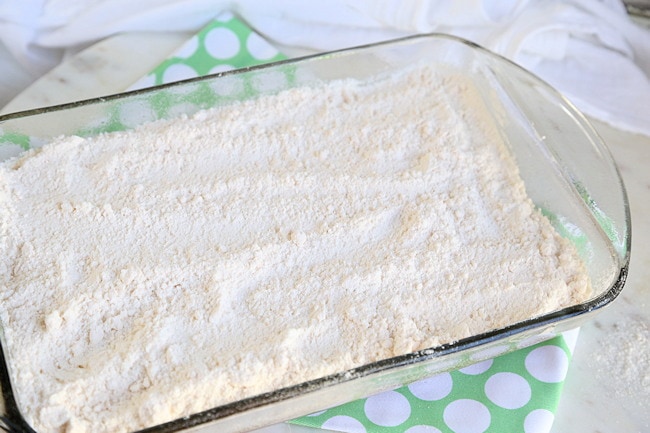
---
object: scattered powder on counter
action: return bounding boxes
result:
[593,314,650,399]
[0,63,592,433]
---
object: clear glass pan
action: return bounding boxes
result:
[0,33,630,433]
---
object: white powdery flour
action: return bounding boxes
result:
[0,65,591,433]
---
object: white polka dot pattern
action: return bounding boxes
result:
[444,399,491,433]
[293,338,573,433]
[128,11,287,91]
[322,415,367,433]
[484,372,531,409]
[524,409,555,433]
[162,63,198,83]
[405,426,443,433]
[364,391,411,427]
[525,346,569,383]
[459,359,493,375]
[208,64,236,75]
[408,373,453,401]
[204,27,240,59]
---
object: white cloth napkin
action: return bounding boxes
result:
[1,0,649,135]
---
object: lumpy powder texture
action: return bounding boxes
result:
[0,64,591,433]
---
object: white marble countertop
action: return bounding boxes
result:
[551,120,649,433]
[0,32,648,433]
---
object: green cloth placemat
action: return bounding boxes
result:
[128,11,286,90]
[292,335,575,433]
[128,11,579,433]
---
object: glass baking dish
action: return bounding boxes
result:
[0,33,630,433]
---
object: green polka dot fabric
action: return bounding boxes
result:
[128,11,286,91]
[292,332,578,433]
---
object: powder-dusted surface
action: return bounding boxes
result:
[0,65,591,433]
